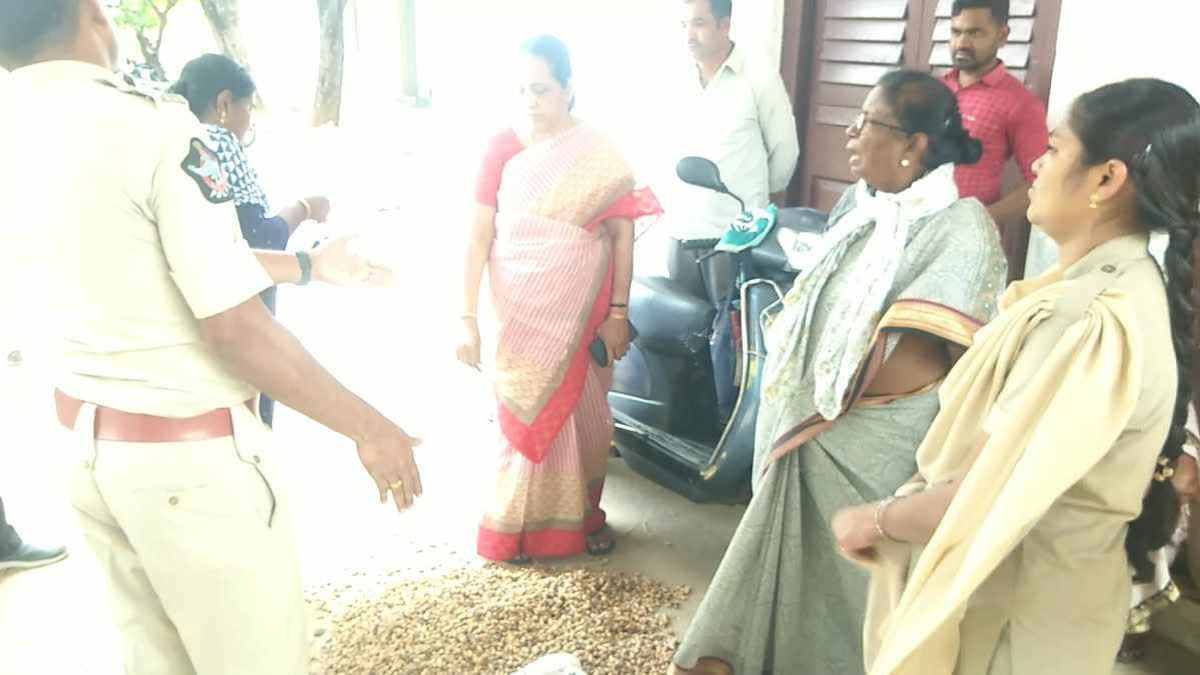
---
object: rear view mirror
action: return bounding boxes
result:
[676,157,746,213]
[676,157,726,192]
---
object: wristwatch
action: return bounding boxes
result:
[296,250,313,286]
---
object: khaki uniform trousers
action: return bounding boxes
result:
[65,402,307,675]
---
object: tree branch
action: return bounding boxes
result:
[154,17,169,54]
[150,0,181,57]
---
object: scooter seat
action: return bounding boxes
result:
[629,276,716,355]
[750,207,829,273]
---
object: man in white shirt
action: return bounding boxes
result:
[663,0,800,298]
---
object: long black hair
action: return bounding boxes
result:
[1071,78,1200,579]
[167,53,256,118]
[876,70,984,171]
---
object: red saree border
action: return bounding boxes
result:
[477,481,608,561]
[497,265,613,464]
[496,187,661,464]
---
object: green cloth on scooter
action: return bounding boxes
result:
[714,204,777,253]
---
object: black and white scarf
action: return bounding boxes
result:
[203,124,271,213]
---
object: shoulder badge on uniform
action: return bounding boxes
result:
[181,137,234,204]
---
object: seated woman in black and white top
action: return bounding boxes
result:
[169,53,332,427]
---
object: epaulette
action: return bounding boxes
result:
[1050,261,1128,326]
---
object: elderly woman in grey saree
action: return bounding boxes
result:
[670,71,1009,675]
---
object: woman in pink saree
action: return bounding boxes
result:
[457,35,661,562]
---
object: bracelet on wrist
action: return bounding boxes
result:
[875,496,902,544]
[297,198,312,221]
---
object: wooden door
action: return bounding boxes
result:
[793,0,927,212]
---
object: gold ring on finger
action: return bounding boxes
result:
[389,480,404,491]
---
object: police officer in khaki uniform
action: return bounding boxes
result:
[0,2,423,673]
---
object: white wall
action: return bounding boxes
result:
[731,0,786,71]
[1025,0,1200,275]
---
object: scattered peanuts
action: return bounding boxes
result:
[310,564,690,675]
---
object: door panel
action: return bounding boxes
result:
[796,0,920,207]
[829,0,909,19]
[824,19,907,41]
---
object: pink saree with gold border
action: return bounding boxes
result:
[476,126,660,560]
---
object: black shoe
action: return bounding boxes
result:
[0,542,68,572]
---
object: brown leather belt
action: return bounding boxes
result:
[55,389,251,442]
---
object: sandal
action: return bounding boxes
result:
[586,526,617,556]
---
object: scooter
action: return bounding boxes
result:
[610,158,829,503]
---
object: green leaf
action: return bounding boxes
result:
[112,0,185,33]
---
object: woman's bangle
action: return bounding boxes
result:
[297,198,312,221]
[610,302,628,308]
[875,496,902,544]
[461,313,479,321]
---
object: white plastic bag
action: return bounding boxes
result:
[511,652,587,675]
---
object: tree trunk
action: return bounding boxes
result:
[200,0,252,67]
[313,0,349,126]
[135,31,167,81]
[199,0,265,107]
[397,0,418,99]
[133,0,181,82]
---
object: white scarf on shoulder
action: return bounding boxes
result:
[765,162,960,419]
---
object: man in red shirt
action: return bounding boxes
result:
[944,0,1048,279]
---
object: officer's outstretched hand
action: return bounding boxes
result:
[356,419,423,512]
[312,233,395,287]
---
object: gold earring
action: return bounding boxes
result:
[1089,193,1099,209]
[900,158,911,168]
[219,110,227,125]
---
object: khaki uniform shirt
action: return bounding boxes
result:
[968,233,1176,674]
[1,61,272,417]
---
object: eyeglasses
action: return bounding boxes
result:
[849,112,907,136]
